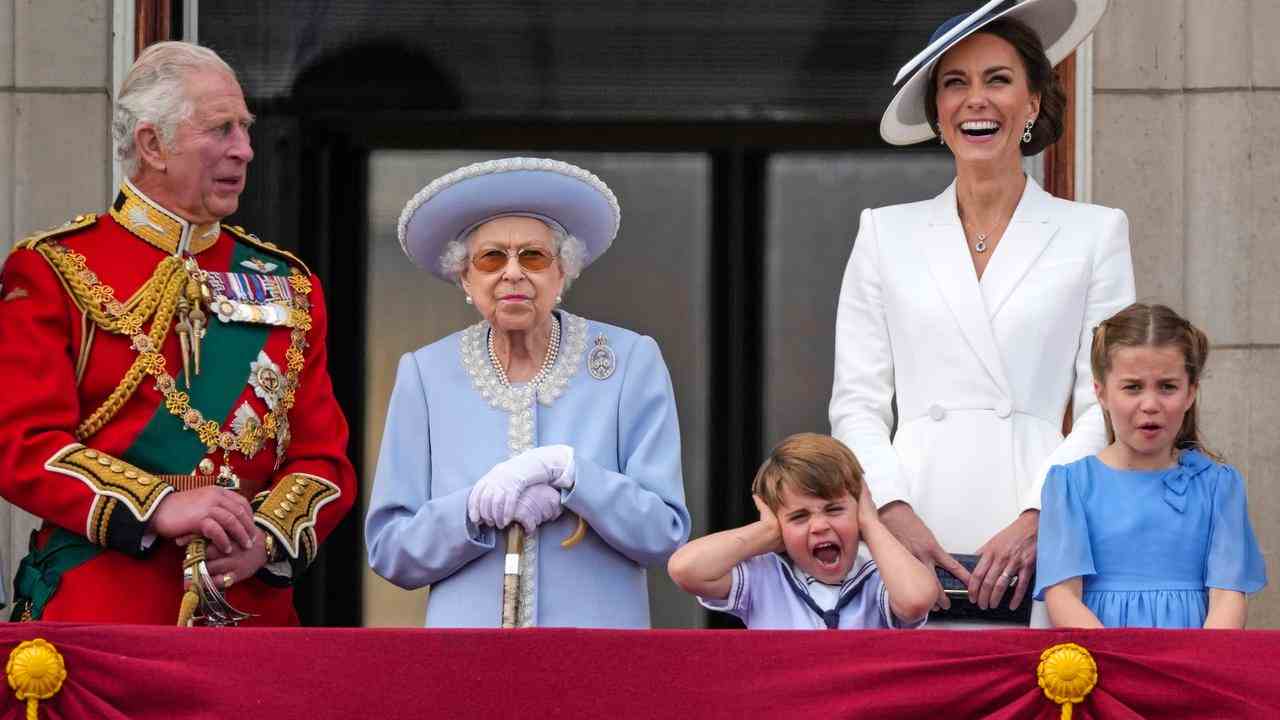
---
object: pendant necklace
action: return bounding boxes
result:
[973,232,989,253]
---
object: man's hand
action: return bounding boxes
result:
[204,525,270,588]
[968,509,1038,610]
[878,501,968,610]
[149,486,255,554]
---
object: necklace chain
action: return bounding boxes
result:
[488,314,561,387]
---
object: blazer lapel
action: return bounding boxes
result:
[921,182,1012,397]
[980,177,1061,319]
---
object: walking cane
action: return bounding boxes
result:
[500,526,524,628]
[499,514,589,628]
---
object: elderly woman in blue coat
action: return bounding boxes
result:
[366,157,690,627]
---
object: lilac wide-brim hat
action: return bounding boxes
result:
[397,157,621,281]
[880,0,1109,146]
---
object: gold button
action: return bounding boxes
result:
[138,476,151,486]
[84,450,99,459]
[124,470,138,479]
[110,464,124,473]
[97,456,111,466]
[273,509,286,519]
[285,493,298,503]
[280,502,292,512]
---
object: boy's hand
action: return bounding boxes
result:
[751,495,785,554]
[856,483,880,528]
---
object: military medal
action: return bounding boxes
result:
[203,269,303,328]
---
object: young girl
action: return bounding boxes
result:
[1034,303,1267,628]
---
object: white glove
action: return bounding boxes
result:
[467,445,576,529]
[510,484,564,534]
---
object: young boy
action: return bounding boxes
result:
[668,433,935,629]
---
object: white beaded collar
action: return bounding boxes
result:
[458,310,590,626]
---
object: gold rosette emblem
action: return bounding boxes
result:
[1037,642,1097,719]
[7,638,67,718]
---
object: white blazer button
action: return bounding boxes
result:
[929,404,946,421]
[996,400,1013,418]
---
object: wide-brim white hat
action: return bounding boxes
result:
[398,157,621,281]
[880,0,1109,146]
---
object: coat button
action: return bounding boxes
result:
[996,400,1013,418]
[929,404,946,421]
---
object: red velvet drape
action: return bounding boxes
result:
[0,625,1276,719]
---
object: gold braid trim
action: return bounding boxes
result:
[17,214,96,250]
[34,243,184,337]
[255,473,340,562]
[41,242,315,460]
[33,243,188,438]
[44,444,173,524]
[76,261,187,440]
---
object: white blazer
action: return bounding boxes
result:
[830,177,1135,554]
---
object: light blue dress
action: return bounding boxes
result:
[1033,449,1266,628]
[365,311,690,628]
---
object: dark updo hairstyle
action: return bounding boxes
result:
[923,17,1067,156]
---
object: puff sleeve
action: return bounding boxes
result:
[1034,465,1097,601]
[1205,466,1267,594]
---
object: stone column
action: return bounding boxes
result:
[1093,0,1279,625]
[0,0,114,604]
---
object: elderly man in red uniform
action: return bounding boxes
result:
[0,41,355,625]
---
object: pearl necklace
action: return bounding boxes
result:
[488,314,561,387]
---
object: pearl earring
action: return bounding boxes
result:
[464,295,473,305]
[555,295,563,305]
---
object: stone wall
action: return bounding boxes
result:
[0,0,114,602]
[0,0,1275,627]
[1093,0,1279,626]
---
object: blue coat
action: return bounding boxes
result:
[365,311,690,627]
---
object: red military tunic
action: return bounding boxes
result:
[0,182,356,624]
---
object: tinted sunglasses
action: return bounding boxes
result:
[470,247,557,273]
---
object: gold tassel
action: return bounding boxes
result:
[176,539,206,627]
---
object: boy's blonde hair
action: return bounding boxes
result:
[752,433,863,512]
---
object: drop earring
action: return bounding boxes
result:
[1021,118,1035,144]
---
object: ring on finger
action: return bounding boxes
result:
[997,572,1012,584]
[222,572,234,589]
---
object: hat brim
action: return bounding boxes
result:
[398,157,620,281]
[880,0,1110,146]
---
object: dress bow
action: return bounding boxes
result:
[1162,449,1213,513]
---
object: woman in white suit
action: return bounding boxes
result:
[830,0,1132,624]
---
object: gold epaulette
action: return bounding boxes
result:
[18,214,97,250]
[223,225,312,276]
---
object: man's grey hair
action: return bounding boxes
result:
[440,219,588,291]
[112,41,238,177]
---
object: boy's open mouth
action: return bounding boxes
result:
[812,542,841,567]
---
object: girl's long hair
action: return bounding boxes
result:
[1089,303,1220,460]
